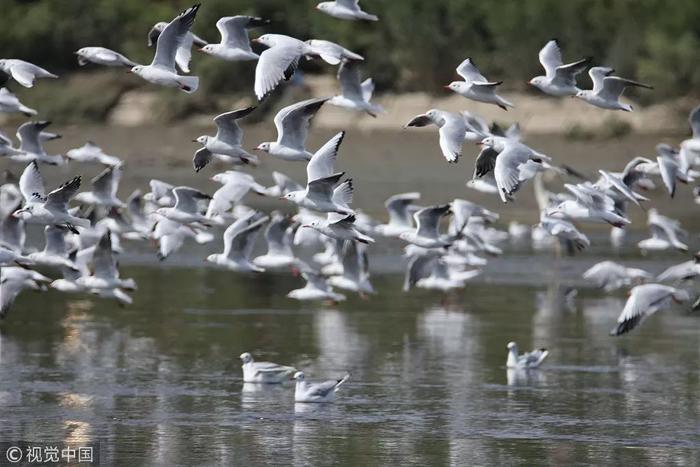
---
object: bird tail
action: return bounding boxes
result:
[19,105,37,117]
[334,373,351,391]
[178,76,199,94]
[360,13,379,21]
[498,96,515,109]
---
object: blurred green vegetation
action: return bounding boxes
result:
[1,0,699,121]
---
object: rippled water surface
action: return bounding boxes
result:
[1,128,700,465]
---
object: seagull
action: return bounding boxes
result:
[74,165,125,208]
[14,162,89,230]
[131,4,201,93]
[655,144,690,198]
[193,106,258,172]
[575,67,653,111]
[239,352,297,383]
[282,172,354,215]
[26,225,77,269]
[287,269,346,302]
[144,179,176,206]
[638,208,688,253]
[205,171,266,222]
[376,192,420,237]
[328,241,374,295]
[0,59,58,88]
[0,88,37,116]
[254,98,328,161]
[14,121,63,165]
[152,217,213,261]
[293,371,350,403]
[657,252,700,282]
[147,15,207,73]
[399,204,452,248]
[446,58,513,110]
[404,251,480,291]
[316,0,378,21]
[547,183,630,228]
[538,211,590,252]
[155,187,211,225]
[253,213,296,269]
[199,16,269,61]
[74,47,138,68]
[0,267,50,319]
[506,342,549,369]
[583,261,652,292]
[611,284,690,336]
[264,171,303,198]
[0,131,24,159]
[65,142,122,166]
[304,39,364,65]
[328,60,384,117]
[529,40,591,96]
[75,231,136,296]
[303,212,375,244]
[206,212,268,272]
[251,34,314,100]
[405,109,466,163]
[0,245,33,267]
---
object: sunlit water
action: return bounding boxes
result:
[1,127,700,465]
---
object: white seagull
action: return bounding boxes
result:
[282,172,354,215]
[287,269,346,302]
[65,142,122,166]
[506,342,549,369]
[74,165,125,208]
[147,15,207,73]
[405,109,466,163]
[583,261,651,292]
[253,213,296,269]
[193,106,257,172]
[205,212,268,272]
[131,4,201,93]
[529,39,591,96]
[14,121,63,165]
[575,67,652,111]
[376,192,420,238]
[399,204,452,248]
[75,47,138,68]
[200,16,269,62]
[446,58,513,110]
[293,371,351,403]
[240,352,297,384]
[155,187,211,225]
[0,267,50,319]
[0,59,57,88]
[611,284,690,336]
[328,60,383,117]
[316,0,378,21]
[0,87,37,116]
[27,225,77,269]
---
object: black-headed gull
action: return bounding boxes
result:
[547,182,630,228]
[66,142,122,167]
[529,39,591,96]
[506,342,549,369]
[611,284,690,336]
[538,211,590,252]
[75,47,138,68]
[206,212,268,272]
[446,58,513,110]
[583,261,651,292]
[293,371,350,403]
[200,16,269,62]
[76,231,136,293]
[147,16,207,73]
[282,172,354,215]
[0,88,36,116]
[638,208,688,253]
[405,109,466,163]
[399,204,452,248]
[0,59,57,88]
[193,106,258,172]
[26,225,76,269]
[328,60,383,117]
[240,352,296,383]
[131,4,201,93]
[657,252,700,282]
[252,34,316,100]
[254,98,328,161]
[316,0,378,21]
[253,212,296,269]
[0,267,50,319]
[328,241,374,295]
[575,67,652,111]
[74,165,125,208]
[13,121,63,165]
[376,192,420,238]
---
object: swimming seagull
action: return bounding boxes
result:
[316,0,378,21]
[529,40,591,96]
[582,261,651,292]
[405,109,466,163]
[66,142,122,166]
[147,16,207,73]
[0,88,37,116]
[575,67,653,111]
[199,16,270,62]
[376,192,421,238]
[205,212,268,272]
[446,58,513,110]
[14,162,89,230]
[328,60,384,117]
[193,106,258,172]
[0,59,58,88]
[239,352,297,383]
[611,284,690,336]
[506,342,549,369]
[74,47,138,68]
[132,4,201,93]
[14,121,63,165]
[74,165,125,208]
[293,371,350,403]
[254,98,328,161]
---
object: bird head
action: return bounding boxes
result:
[199,44,216,55]
[129,65,144,75]
[444,82,463,92]
[529,76,545,88]
[239,352,253,363]
[316,2,332,11]
[193,135,207,145]
[292,371,305,381]
[507,341,517,350]
[253,142,271,153]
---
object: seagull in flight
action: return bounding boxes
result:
[575,67,652,111]
[200,16,270,62]
[529,39,591,96]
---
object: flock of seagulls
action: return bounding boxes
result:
[0,1,698,402]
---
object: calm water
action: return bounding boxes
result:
[1,127,700,466]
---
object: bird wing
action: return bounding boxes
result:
[272,171,303,194]
[17,120,50,154]
[494,145,529,202]
[404,252,439,291]
[274,97,327,150]
[599,76,652,100]
[688,104,700,139]
[472,146,499,179]
[337,60,363,100]
[612,285,674,335]
[438,113,465,163]
[91,165,120,199]
[385,192,420,227]
[414,205,450,239]
[307,131,345,182]
[223,213,268,260]
[538,39,563,78]
[91,232,118,280]
[307,172,344,203]
[657,156,678,197]
[555,57,591,84]
[254,42,303,100]
[216,16,264,51]
[45,177,81,211]
[19,161,46,201]
[173,187,209,214]
[588,67,614,94]
[456,58,488,83]
[43,225,69,255]
[214,106,255,145]
[152,4,200,70]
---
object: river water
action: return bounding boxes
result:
[1,126,699,465]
